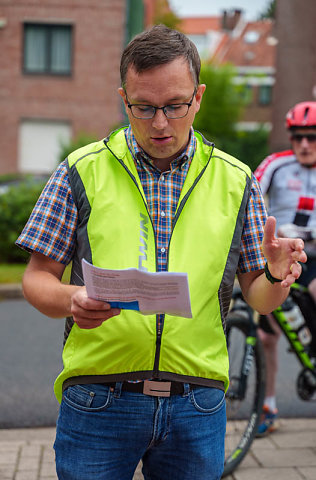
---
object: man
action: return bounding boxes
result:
[17,26,306,480]
[255,101,316,436]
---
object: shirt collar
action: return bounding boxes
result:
[125,126,196,171]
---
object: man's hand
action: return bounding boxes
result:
[262,216,307,288]
[71,287,121,329]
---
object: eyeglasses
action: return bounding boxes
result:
[126,90,196,119]
[291,133,316,143]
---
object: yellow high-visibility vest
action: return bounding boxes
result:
[54,128,252,403]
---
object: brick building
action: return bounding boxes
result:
[179,10,276,132]
[0,0,127,175]
[212,15,276,130]
[270,0,316,152]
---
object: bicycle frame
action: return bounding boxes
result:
[223,279,316,476]
[224,290,266,476]
[228,292,260,400]
[271,283,315,371]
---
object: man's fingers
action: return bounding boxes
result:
[71,304,112,319]
[77,296,112,311]
[290,261,302,278]
[263,216,277,243]
[75,319,105,329]
[70,287,121,328]
[74,308,121,329]
[291,237,305,252]
[282,261,302,288]
[281,273,296,288]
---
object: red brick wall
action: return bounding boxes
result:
[270,0,316,152]
[0,0,126,174]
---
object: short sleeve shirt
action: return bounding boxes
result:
[17,129,267,273]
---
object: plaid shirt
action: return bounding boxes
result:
[17,128,267,274]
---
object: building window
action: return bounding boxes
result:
[244,30,260,44]
[258,85,272,105]
[18,119,72,173]
[239,84,253,105]
[23,23,72,75]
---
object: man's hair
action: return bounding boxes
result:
[120,24,201,89]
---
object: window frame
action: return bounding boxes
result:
[23,22,73,76]
[258,85,272,106]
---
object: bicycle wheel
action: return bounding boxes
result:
[223,314,265,477]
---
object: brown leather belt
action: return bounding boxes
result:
[106,380,198,397]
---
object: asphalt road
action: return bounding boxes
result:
[0,298,315,429]
[0,298,63,428]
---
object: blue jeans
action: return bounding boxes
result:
[54,382,226,480]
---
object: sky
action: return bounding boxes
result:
[169,0,271,21]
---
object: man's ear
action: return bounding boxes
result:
[118,87,128,106]
[194,84,206,113]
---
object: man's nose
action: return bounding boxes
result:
[151,108,168,129]
[301,137,310,148]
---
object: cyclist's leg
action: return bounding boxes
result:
[301,258,316,303]
[308,278,316,302]
[258,314,281,400]
[299,259,316,354]
[257,314,281,436]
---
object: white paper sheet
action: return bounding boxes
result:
[82,259,192,318]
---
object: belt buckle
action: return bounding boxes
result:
[143,380,171,397]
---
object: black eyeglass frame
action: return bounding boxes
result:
[125,89,197,119]
[291,133,316,143]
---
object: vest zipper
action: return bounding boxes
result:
[104,139,162,374]
[104,138,214,379]
[154,147,214,376]
[153,319,163,378]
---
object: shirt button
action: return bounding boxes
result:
[160,247,166,253]
[161,211,166,217]
[160,175,165,181]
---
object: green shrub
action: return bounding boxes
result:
[58,132,99,165]
[0,179,45,263]
[193,63,270,171]
[0,263,26,283]
[218,128,270,172]
[58,126,128,165]
[194,63,245,141]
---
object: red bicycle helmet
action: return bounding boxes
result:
[286,101,316,129]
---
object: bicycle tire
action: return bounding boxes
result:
[223,314,265,477]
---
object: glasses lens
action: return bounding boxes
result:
[292,134,316,143]
[130,105,155,119]
[164,104,190,119]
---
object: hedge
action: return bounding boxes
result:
[0,178,45,263]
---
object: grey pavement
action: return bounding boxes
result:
[0,418,316,479]
[0,283,24,300]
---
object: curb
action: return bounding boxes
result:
[0,283,23,299]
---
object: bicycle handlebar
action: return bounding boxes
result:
[278,223,316,242]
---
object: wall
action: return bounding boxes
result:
[270,0,316,152]
[0,0,126,175]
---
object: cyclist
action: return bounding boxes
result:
[255,101,316,436]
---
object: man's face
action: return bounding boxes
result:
[290,128,316,166]
[118,58,205,165]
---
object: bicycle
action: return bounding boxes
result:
[223,224,316,476]
[223,286,265,477]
